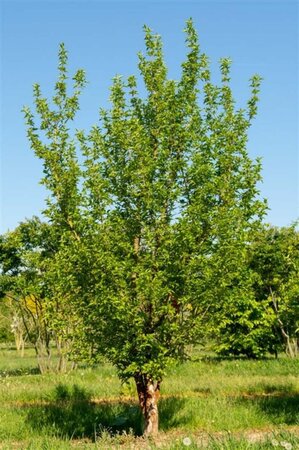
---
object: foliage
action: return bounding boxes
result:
[0,218,77,371]
[211,280,276,359]
[0,298,14,343]
[23,20,265,432]
[214,224,299,358]
[250,225,299,356]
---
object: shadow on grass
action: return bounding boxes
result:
[26,384,142,439]
[0,367,40,377]
[196,355,276,363]
[238,389,299,425]
[257,394,299,425]
[159,397,190,430]
[25,384,188,439]
[246,382,296,396]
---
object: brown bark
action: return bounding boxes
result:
[134,374,160,436]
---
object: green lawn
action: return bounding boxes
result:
[0,345,298,449]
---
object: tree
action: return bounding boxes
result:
[213,224,299,358]
[0,296,14,344]
[0,218,77,372]
[23,20,265,434]
[211,271,276,359]
[249,225,299,357]
[0,219,51,368]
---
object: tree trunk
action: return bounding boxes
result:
[270,289,297,358]
[134,374,160,436]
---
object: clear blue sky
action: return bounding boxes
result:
[1,0,298,233]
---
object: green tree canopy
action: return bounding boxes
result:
[250,224,299,356]
[0,218,77,371]
[23,20,265,434]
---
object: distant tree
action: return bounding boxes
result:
[23,20,265,434]
[0,296,14,344]
[0,218,77,371]
[250,225,299,357]
[211,272,276,359]
[214,224,299,358]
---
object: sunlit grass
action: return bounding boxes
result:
[0,346,298,448]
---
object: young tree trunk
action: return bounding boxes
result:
[270,290,296,358]
[11,315,26,357]
[134,374,160,436]
[15,331,25,357]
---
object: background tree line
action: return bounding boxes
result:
[1,218,298,364]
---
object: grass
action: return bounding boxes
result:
[0,345,298,449]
